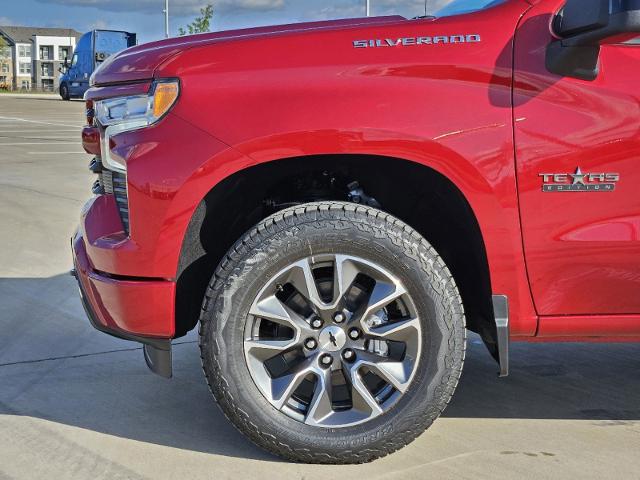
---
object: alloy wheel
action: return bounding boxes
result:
[243,254,422,428]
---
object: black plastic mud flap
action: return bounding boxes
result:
[143,341,173,379]
[492,295,510,378]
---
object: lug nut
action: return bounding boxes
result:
[348,328,361,340]
[304,338,317,350]
[320,354,333,368]
[311,317,323,329]
[342,349,356,362]
[333,312,346,324]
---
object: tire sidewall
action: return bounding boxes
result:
[200,204,465,458]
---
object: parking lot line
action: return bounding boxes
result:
[0,129,79,132]
[0,142,79,146]
[27,151,86,155]
[0,116,83,128]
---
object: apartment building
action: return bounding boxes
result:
[0,26,81,91]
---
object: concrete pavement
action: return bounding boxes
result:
[1,96,639,479]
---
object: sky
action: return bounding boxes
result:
[0,0,454,44]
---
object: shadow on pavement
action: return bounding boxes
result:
[1,274,639,461]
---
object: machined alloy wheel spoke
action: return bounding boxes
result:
[286,259,326,310]
[360,281,407,326]
[348,364,384,417]
[353,351,414,393]
[270,355,318,410]
[333,255,362,307]
[305,366,334,426]
[245,338,300,361]
[365,316,421,342]
[250,294,313,335]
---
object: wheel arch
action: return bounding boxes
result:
[174,153,501,351]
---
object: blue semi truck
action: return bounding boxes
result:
[59,30,136,100]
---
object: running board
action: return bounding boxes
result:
[492,295,510,377]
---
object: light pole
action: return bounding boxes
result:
[365,0,370,16]
[163,0,170,38]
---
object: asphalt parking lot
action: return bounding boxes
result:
[1,95,639,479]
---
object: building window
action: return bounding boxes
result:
[21,80,30,90]
[1,63,8,74]
[40,46,53,60]
[58,46,71,61]
[41,79,54,91]
[18,45,32,58]
[19,62,31,75]
[41,62,53,77]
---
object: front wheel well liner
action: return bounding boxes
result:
[174,154,496,348]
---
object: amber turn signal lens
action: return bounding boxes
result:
[152,82,179,119]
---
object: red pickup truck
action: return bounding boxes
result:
[73,0,640,464]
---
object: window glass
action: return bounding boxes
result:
[434,0,506,17]
[59,46,70,60]
[18,45,32,57]
[43,46,53,60]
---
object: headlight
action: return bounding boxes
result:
[95,80,179,173]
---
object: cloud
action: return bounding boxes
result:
[312,0,454,21]
[88,19,109,30]
[36,0,286,16]
[0,16,15,26]
[315,5,363,20]
[370,0,454,16]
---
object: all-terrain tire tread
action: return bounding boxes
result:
[198,201,466,464]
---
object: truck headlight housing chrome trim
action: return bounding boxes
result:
[95,79,180,173]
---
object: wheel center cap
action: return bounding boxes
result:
[318,325,346,352]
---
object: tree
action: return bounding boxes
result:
[0,36,9,59]
[178,5,214,36]
[0,36,9,91]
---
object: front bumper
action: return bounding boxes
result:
[71,102,231,377]
[72,230,174,377]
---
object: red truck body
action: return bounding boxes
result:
[75,0,640,346]
[72,0,640,462]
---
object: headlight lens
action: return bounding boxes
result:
[95,80,179,127]
[95,79,179,173]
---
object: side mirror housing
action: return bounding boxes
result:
[546,0,640,80]
[553,0,609,37]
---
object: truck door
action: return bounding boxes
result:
[66,53,81,96]
[513,0,640,317]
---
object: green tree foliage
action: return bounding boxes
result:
[178,5,214,36]
[0,36,9,59]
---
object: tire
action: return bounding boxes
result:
[60,83,70,100]
[199,201,466,464]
